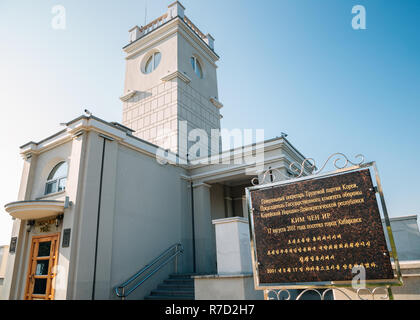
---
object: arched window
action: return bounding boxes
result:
[144,52,161,74]
[190,56,203,78]
[45,162,68,195]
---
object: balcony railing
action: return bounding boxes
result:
[132,13,209,47]
[183,15,206,42]
[139,13,169,36]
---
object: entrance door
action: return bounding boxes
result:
[24,233,60,300]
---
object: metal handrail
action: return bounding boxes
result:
[114,243,184,299]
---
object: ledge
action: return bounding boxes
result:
[36,190,66,200]
[161,71,191,83]
[393,260,420,269]
[193,273,254,280]
[210,97,223,109]
[212,217,249,225]
[120,90,138,102]
[4,200,65,220]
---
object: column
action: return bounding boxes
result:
[193,183,217,274]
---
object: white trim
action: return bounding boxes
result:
[392,260,420,269]
[119,90,138,102]
[4,201,65,220]
[192,182,211,189]
[212,217,249,225]
[161,71,191,83]
[210,97,223,109]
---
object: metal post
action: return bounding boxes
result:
[174,246,178,274]
[387,286,394,301]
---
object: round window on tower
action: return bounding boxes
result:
[142,51,161,74]
[190,56,203,79]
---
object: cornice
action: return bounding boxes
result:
[120,90,138,102]
[161,71,191,83]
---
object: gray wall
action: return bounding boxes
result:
[110,144,193,299]
[383,216,420,261]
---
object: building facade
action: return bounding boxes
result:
[1,2,309,300]
[2,2,418,301]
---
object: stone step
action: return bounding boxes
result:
[168,273,196,279]
[164,278,194,285]
[158,284,195,290]
[145,294,194,300]
[151,289,194,296]
[145,274,195,300]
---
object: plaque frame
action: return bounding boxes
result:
[246,159,403,291]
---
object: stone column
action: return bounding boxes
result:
[223,185,233,218]
[193,183,216,274]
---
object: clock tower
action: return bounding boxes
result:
[120,1,223,158]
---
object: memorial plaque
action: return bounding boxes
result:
[62,229,71,248]
[9,237,17,253]
[248,169,394,287]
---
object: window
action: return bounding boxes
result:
[190,56,203,78]
[144,52,161,74]
[45,162,68,195]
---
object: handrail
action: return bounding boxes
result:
[114,243,184,299]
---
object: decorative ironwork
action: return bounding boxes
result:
[290,153,365,178]
[265,287,389,300]
[252,153,366,186]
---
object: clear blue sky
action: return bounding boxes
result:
[0,0,419,245]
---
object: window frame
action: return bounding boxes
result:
[144,52,161,74]
[190,56,203,79]
[44,162,68,195]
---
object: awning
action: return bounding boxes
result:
[4,200,65,220]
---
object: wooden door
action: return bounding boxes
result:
[24,233,60,300]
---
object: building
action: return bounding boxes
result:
[0,246,9,285]
[1,2,419,301]
[0,2,308,300]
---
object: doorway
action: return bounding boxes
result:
[24,233,60,300]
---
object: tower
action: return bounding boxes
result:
[121,1,223,157]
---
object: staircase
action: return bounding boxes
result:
[145,274,195,300]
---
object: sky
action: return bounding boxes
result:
[0,0,419,245]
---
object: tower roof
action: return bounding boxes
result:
[125,1,216,54]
